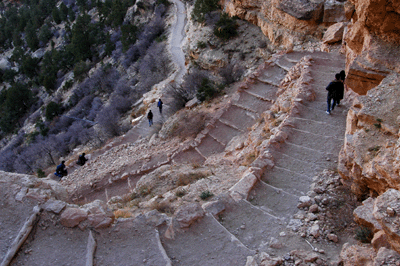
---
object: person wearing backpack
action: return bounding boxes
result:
[325,73,343,114]
[157,99,163,114]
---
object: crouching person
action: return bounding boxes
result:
[55,160,68,179]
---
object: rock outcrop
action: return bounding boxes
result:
[221,0,347,49]
[338,73,400,198]
[344,0,400,94]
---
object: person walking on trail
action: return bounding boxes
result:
[157,99,163,114]
[76,153,87,166]
[55,160,68,178]
[325,73,343,114]
[147,110,153,126]
[336,70,346,106]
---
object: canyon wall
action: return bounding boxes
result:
[220,0,348,49]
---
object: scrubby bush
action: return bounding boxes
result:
[192,0,219,22]
[219,62,245,85]
[196,78,218,102]
[355,226,373,243]
[45,101,62,121]
[214,13,238,40]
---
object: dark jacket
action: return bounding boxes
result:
[326,80,342,98]
[147,111,153,120]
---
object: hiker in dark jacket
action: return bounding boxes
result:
[77,153,87,166]
[326,73,343,114]
[157,99,163,114]
[147,110,153,126]
[55,161,67,178]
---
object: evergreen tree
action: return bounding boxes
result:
[52,7,61,24]
[69,13,94,62]
[25,22,39,50]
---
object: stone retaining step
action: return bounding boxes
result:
[271,151,327,176]
[275,56,298,71]
[219,105,258,131]
[11,220,87,266]
[218,199,284,250]
[244,82,278,100]
[249,181,300,219]
[257,65,288,86]
[235,91,274,114]
[261,167,313,195]
[285,128,343,153]
[208,120,242,146]
[171,147,206,165]
[160,214,253,266]
[196,135,226,158]
[95,218,171,266]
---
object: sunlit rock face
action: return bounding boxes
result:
[344,0,400,95]
[221,0,347,49]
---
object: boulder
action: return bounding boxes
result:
[43,199,66,214]
[373,189,400,253]
[290,249,319,263]
[276,0,324,21]
[229,171,258,201]
[353,197,382,232]
[297,196,313,208]
[327,233,339,243]
[174,202,205,228]
[340,243,376,266]
[371,230,391,251]
[323,22,346,44]
[323,0,347,23]
[60,208,88,228]
[374,247,400,265]
[202,200,225,216]
[309,224,320,238]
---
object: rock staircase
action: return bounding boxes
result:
[3,51,350,266]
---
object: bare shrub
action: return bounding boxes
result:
[219,62,245,85]
[96,106,120,137]
[163,109,210,140]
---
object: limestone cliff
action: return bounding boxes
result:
[344,0,400,95]
[220,0,347,49]
[338,0,400,198]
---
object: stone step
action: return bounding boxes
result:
[275,55,298,71]
[196,134,226,158]
[244,82,278,101]
[249,181,300,220]
[159,214,254,266]
[217,198,312,256]
[257,65,288,86]
[291,101,348,128]
[208,120,242,146]
[219,105,258,131]
[11,220,88,266]
[171,147,206,165]
[95,218,171,266]
[218,199,285,250]
[0,195,38,263]
[284,127,344,153]
[271,150,327,176]
[235,90,274,114]
[261,166,313,195]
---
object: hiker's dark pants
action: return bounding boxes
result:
[327,95,336,112]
